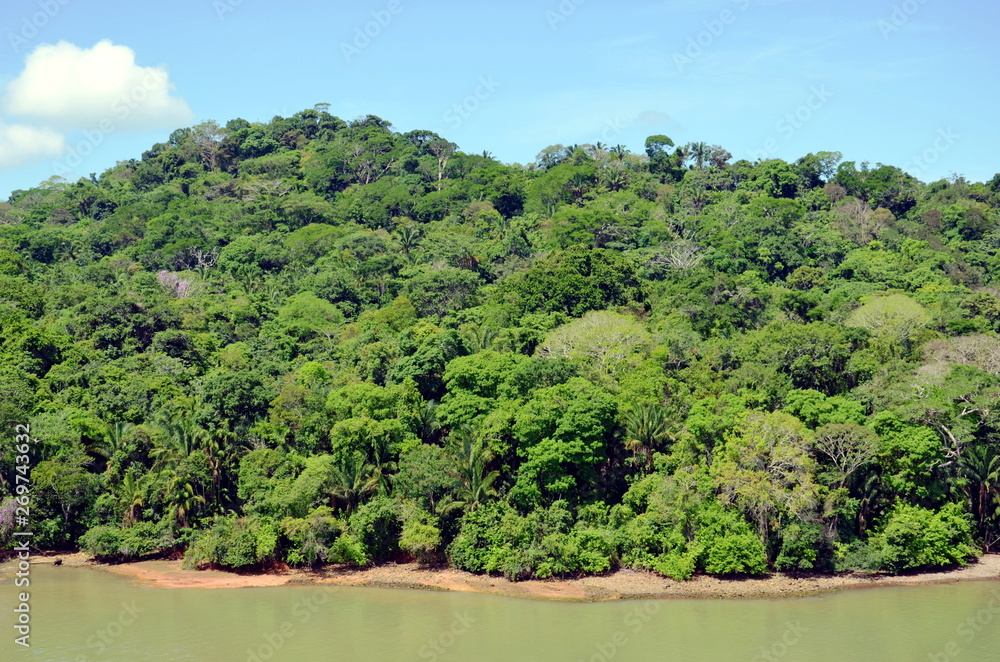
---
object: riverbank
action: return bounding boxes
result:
[25,552,1000,601]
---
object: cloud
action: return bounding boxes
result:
[634,110,671,126]
[3,40,193,131]
[0,122,64,169]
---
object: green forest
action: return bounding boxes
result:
[2,104,1000,580]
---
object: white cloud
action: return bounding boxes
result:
[3,40,193,131]
[0,122,64,169]
[635,110,671,126]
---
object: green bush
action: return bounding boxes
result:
[183,516,279,569]
[399,515,442,564]
[80,521,174,561]
[280,507,345,566]
[774,522,830,572]
[348,497,401,564]
[448,501,617,580]
[869,503,978,573]
[695,504,768,576]
[327,533,370,566]
[652,547,700,581]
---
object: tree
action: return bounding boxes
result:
[447,426,499,507]
[712,411,819,548]
[403,267,482,317]
[623,403,672,473]
[845,293,930,357]
[960,443,1000,548]
[536,310,650,376]
[190,120,228,171]
[496,247,645,320]
[426,140,457,189]
[813,423,879,488]
[330,452,379,513]
[510,378,617,508]
[277,291,346,348]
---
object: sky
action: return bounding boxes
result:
[1,0,997,198]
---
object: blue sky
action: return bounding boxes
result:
[1,0,997,198]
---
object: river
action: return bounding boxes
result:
[2,564,1000,661]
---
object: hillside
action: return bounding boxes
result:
[2,105,1000,580]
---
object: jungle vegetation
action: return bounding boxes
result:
[2,105,999,579]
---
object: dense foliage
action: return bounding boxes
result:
[3,106,999,579]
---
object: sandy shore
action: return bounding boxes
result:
[25,552,1000,601]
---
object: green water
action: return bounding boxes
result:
[3,564,1000,661]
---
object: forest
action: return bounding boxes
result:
[2,104,999,580]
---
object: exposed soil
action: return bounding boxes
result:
[24,552,1000,601]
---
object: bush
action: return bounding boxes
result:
[448,501,530,579]
[448,501,617,580]
[280,507,345,566]
[183,516,279,569]
[347,497,401,564]
[80,521,174,561]
[869,503,978,573]
[399,511,442,564]
[327,533,370,566]
[695,504,768,576]
[652,547,699,581]
[775,522,831,572]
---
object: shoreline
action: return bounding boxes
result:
[22,553,1000,601]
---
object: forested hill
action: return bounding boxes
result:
[2,105,1000,579]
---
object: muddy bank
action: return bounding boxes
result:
[24,552,1000,601]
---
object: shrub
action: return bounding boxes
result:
[869,503,978,573]
[80,521,174,561]
[695,504,768,576]
[347,497,401,564]
[327,533,370,566]
[183,516,279,569]
[399,511,442,564]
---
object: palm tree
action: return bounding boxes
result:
[330,453,379,513]
[395,225,421,255]
[417,400,442,443]
[91,421,133,473]
[456,245,481,271]
[161,474,205,528]
[567,173,590,203]
[467,325,497,351]
[448,427,498,508]
[114,473,145,527]
[623,403,672,473]
[961,443,1000,546]
[688,142,709,169]
[151,415,207,471]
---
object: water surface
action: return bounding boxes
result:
[2,564,999,661]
